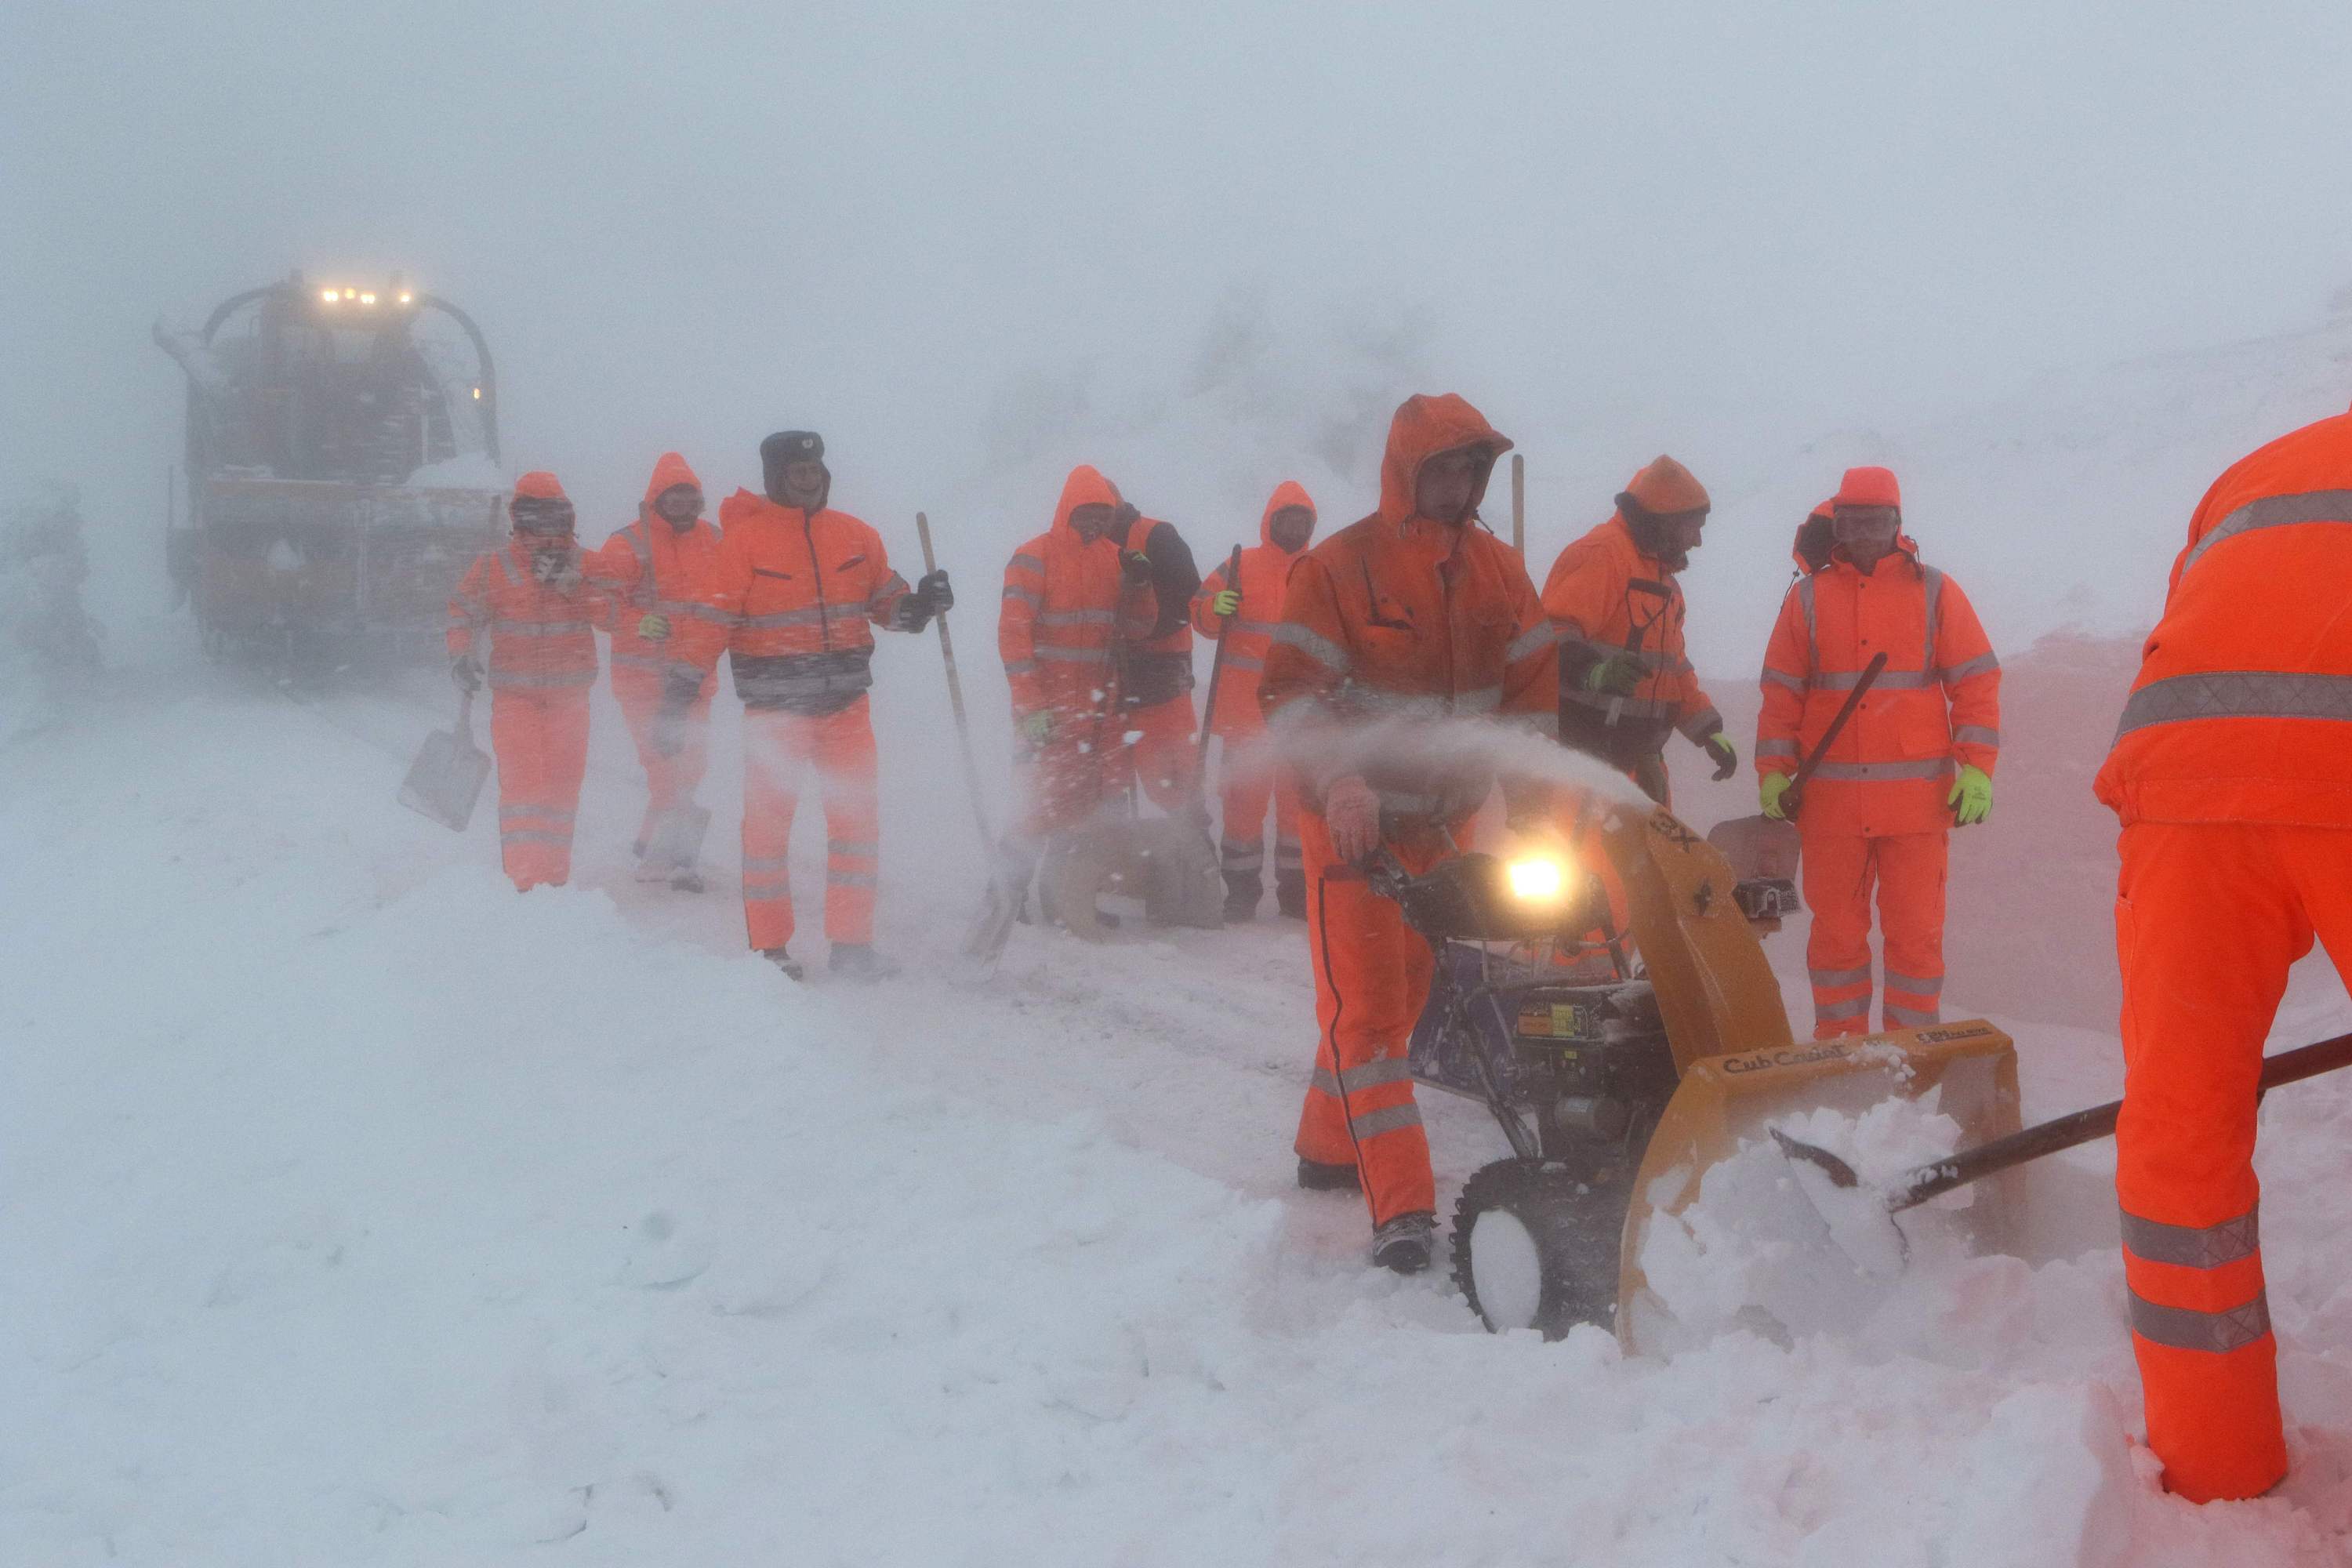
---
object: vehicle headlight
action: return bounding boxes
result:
[1504,854,1569,904]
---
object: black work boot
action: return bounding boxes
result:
[1370,1211,1437,1275]
[759,946,804,982]
[829,942,899,982]
[1222,871,1261,923]
[1296,1156,1362,1192]
[1276,869,1307,921]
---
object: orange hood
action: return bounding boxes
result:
[1051,464,1121,546]
[1376,394,1513,528]
[641,452,704,514]
[1260,479,1317,551]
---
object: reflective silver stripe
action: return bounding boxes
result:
[623,528,654,605]
[1037,608,1115,626]
[1506,621,1562,663]
[501,804,575,822]
[2114,671,2352,741]
[1220,842,1266,869]
[1003,659,1039,675]
[488,668,596,688]
[1338,1057,1415,1092]
[493,619,594,637]
[499,829,571,846]
[828,869,877,888]
[1798,575,1818,656]
[1953,725,2000,747]
[2181,489,2352,575]
[743,880,791,899]
[2121,1204,2260,1269]
[1678,706,1724,743]
[1885,1004,1941,1028]
[828,838,879,857]
[1275,843,1303,867]
[1762,667,1806,694]
[742,855,793,874]
[1350,1102,1425,1138]
[1034,645,1110,664]
[739,607,829,630]
[2128,1287,2271,1355]
[1815,996,1871,1022]
[1817,666,1932,691]
[611,652,670,671]
[1223,654,1265,673]
[1010,553,1045,574]
[1757,738,1802,762]
[1002,586,1044,608]
[1883,971,1943,997]
[1560,688,1675,719]
[451,594,488,618]
[1940,652,2000,684]
[1810,757,1955,782]
[1270,622,1352,674]
[1232,619,1278,636]
[654,602,732,623]
[1809,964,1871,989]
[872,572,911,604]
[1309,1068,1340,1097]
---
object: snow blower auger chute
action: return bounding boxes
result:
[1381,802,2021,1347]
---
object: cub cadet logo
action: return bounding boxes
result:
[1719,1044,1853,1075]
[1649,815,1700,851]
[1911,1025,1991,1044]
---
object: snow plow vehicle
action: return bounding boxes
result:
[155,272,508,665]
[1388,802,2023,1348]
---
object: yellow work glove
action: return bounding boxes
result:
[1760,772,1793,821]
[637,612,671,642]
[1210,588,1240,619]
[1018,711,1055,745]
[1949,764,1993,826]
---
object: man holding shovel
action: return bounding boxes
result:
[1755,465,2000,1038]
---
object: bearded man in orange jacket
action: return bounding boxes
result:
[1261,394,1560,1274]
[1755,465,2000,1038]
[712,431,952,982]
[2095,410,2352,1504]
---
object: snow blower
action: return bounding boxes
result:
[1379,800,2020,1345]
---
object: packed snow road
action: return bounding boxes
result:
[5,670,2350,1566]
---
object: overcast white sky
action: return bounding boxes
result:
[9,0,2352,586]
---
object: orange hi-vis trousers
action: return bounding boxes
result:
[1126,695,1199,814]
[611,668,713,855]
[1294,809,1456,1227]
[1800,827,1948,1038]
[2114,822,2352,1502]
[741,695,880,951]
[1218,750,1301,886]
[490,690,590,891]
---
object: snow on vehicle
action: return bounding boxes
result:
[154,271,507,665]
[1380,803,2023,1345]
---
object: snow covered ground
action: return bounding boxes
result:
[6,657,2351,1567]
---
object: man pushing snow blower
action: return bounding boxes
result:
[1261,392,1563,1273]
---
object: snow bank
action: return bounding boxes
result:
[5,684,2350,1565]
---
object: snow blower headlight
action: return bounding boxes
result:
[1504,854,1570,906]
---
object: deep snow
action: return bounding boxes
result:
[5,656,2350,1568]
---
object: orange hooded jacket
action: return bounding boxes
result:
[1192,480,1316,739]
[711,486,912,716]
[1757,532,2001,837]
[999,465,1161,720]
[1258,394,1558,822]
[588,452,731,684]
[2096,410,2352,827]
[445,473,604,691]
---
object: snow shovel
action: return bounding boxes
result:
[397,688,490,832]
[1773,1027,2352,1279]
[1702,650,1889,905]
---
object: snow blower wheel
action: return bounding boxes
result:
[1451,1157,1628,1339]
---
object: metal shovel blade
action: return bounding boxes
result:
[398,724,490,832]
[1772,1128,1910,1279]
[647,802,712,870]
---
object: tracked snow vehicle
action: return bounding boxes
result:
[155,272,507,665]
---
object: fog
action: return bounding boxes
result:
[11,1,2352,655]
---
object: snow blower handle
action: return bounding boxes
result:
[1781,651,1889,821]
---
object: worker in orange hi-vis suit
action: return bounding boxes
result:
[1105,497,1204,814]
[1192,481,1317,920]
[2094,410,2352,1504]
[1260,394,1560,1275]
[586,451,731,891]
[1542,455,1737,806]
[995,464,1162,896]
[1755,465,2001,1039]
[712,430,953,984]
[445,471,605,891]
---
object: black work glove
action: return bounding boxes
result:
[451,655,482,693]
[1703,731,1739,782]
[918,568,953,615]
[1120,549,1153,587]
